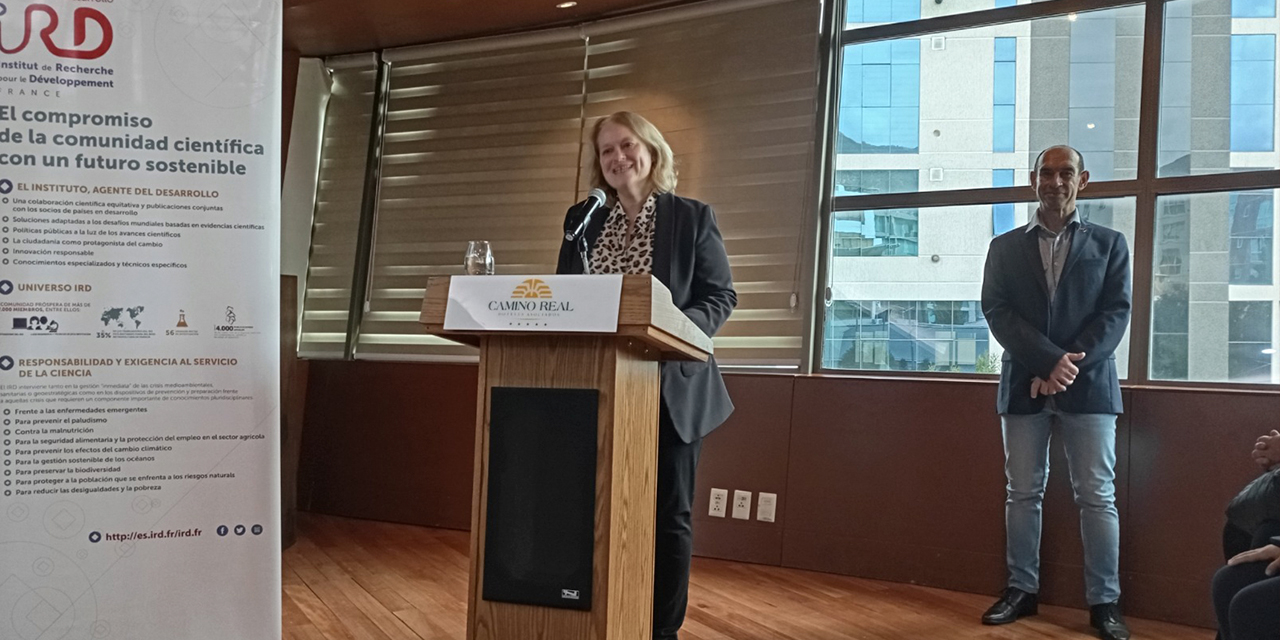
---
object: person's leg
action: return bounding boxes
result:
[1213,562,1280,640]
[652,425,702,640]
[1058,412,1121,606]
[1001,411,1054,594]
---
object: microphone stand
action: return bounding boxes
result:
[577,234,591,275]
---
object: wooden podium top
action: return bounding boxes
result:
[418,275,713,362]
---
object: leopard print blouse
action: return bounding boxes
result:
[589,193,657,275]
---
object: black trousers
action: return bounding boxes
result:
[652,424,702,640]
[1213,561,1280,640]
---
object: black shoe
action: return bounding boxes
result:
[981,587,1038,625]
[1090,602,1131,640]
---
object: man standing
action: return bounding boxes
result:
[980,145,1132,640]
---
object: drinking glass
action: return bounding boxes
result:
[464,240,495,275]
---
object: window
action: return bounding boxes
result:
[993,38,1016,152]
[1152,190,1279,383]
[844,0,1049,28]
[832,6,1142,198]
[1231,35,1276,152]
[1234,0,1277,18]
[1151,198,1191,380]
[1070,12,1120,180]
[824,198,1135,376]
[823,300,990,372]
[1158,0,1192,176]
[832,209,920,257]
[1229,192,1275,285]
[827,6,1142,377]
[846,0,918,25]
[1158,249,1184,276]
[1155,0,1279,172]
[834,169,919,196]
[839,40,920,155]
[992,170,1018,235]
[1229,302,1274,382]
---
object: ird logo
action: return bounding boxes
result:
[511,278,552,299]
[0,3,113,59]
[560,589,580,600]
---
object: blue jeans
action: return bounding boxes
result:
[1002,408,1120,605]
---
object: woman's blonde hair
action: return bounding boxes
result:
[587,111,677,199]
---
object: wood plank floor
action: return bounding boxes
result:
[284,513,1214,640]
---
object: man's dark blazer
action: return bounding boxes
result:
[557,191,737,443]
[981,216,1131,415]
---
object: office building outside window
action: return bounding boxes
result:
[839,40,921,155]
[1229,302,1274,382]
[1231,34,1276,152]
[826,1,1278,383]
[994,37,1016,152]
[845,0,919,25]
[993,170,1018,235]
[1233,0,1276,18]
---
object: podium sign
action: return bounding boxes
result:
[443,275,624,332]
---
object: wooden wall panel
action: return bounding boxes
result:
[1123,388,1280,626]
[300,360,477,529]
[783,377,1007,592]
[298,360,1278,627]
[691,374,795,566]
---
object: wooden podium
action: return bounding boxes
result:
[419,275,712,640]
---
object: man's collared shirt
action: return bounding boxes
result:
[1025,209,1079,303]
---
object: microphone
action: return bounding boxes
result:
[564,188,608,241]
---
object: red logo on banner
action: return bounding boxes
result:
[0,3,113,59]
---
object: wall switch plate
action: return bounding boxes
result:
[732,490,752,520]
[709,488,728,518]
[757,492,777,523]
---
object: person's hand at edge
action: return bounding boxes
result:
[1228,544,1280,576]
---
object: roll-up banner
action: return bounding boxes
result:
[0,1,282,638]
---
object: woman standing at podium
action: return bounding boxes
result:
[557,111,737,640]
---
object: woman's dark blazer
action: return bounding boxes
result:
[557,191,737,443]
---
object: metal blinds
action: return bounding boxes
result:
[304,0,820,367]
[355,35,589,358]
[580,0,822,368]
[298,55,379,358]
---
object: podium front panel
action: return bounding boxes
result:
[482,386,598,611]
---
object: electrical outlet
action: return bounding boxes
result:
[709,488,728,518]
[732,490,752,520]
[757,492,777,523]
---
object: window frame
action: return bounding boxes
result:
[814,0,1280,389]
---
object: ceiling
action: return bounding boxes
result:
[284,0,699,57]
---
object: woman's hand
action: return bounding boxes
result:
[1228,544,1280,576]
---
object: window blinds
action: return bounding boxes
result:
[300,0,821,368]
[299,55,379,358]
[357,35,589,358]
[580,0,821,367]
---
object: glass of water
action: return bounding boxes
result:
[464,240,495,275]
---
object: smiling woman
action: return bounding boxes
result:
[557,111,738,640]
